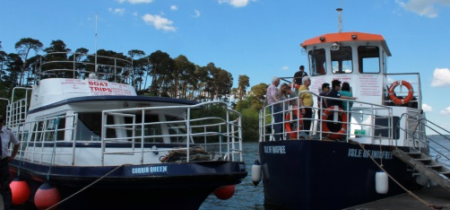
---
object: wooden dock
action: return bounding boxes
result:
[344,186,450,210]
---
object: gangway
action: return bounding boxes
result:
[392,114,450,191]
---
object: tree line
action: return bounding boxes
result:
[0,37,270,141]
[0,37,256,101]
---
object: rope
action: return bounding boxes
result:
[45,164,128,210]
[355,142,443,210]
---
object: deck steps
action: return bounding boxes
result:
[392,148,450,190]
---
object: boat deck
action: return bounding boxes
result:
[344,186,450,210]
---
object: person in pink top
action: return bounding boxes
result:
[266,77,282,140]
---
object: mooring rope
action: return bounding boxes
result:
[355,141,443,210]
[45,163,129,210]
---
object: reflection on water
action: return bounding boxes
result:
[199,142,267,210]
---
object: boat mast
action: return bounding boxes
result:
[95,14,98,73]
[337,8,343,33]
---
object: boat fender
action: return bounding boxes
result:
[214,185,235,200]
[10,176,30,205]
[251,159,262,186]
[375,171,389,194]
[34,182,61,210]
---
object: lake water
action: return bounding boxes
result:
[199,142,266,210]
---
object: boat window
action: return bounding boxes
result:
[77,113,115,141]
[30,117,66,141]
[358,46,380,73]
[331,46,353,74]
[123,114,164,143]
[166,115,187,143]
[308,49,327,76]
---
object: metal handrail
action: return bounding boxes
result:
[260,90,394,143]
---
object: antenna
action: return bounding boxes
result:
[95,14,98,72]
[336,8,343,33]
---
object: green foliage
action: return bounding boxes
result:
[240,108,260,142]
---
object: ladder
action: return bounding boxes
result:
[392,148,450,191]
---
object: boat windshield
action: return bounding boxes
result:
[358,46,380,73]
[331,46,353,74]
[309,49,327,76]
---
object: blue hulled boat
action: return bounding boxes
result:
[257,27,448,209]
[4,52,246,209]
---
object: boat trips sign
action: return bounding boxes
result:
[61,79,135,96]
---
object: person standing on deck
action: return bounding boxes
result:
[292,65,307,94]
[0,115,20,210]
[298,76,313,137]
[317,82,330,132]
[267,77,283,141]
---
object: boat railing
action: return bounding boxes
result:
[101,101,243,165]
[6,87,33,128]
[38,52,133,84]
[397,112,450,165]
[260,90,396,144]
[13,114,78,165]
[10,101,242,166]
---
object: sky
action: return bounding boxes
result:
[1,0,450,133]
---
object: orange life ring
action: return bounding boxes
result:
[284,108,303,139]
[292,83,300,90]
[321,106,348,140]
[388,80,414,105]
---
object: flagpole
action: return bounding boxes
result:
[95,14,98,73]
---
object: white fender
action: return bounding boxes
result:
[375,171,389,194]
[251,159,262,186]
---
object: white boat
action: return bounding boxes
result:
[4,52,247,209]
[257,29,450,209]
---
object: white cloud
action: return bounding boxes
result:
[108,8,126,15]
[142,14,176,32]
[396,0,450,18]
[133,12,138,16]
[431,68,450,87]
[194,10,201,18]
[218,0,256,8]
[422,104,433,112]
[282,66,289,71]
[440,107,450,115]
[118,0,154,4]
[171,5,178,11]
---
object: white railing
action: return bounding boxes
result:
[10,101,243,167]
[260,91,397,145]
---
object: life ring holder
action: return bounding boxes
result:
[284,107,303,139]
[321,106,348,140]
[388,80,414,105]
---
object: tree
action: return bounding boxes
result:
[250,83,269,102]
[42,40,71,78]
[15,38,43,86]
[238,75,250,101]
[148,50,172,96]
[128,49,146,89]
[173,55,195,98]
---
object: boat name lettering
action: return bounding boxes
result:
[132,166,168,174]
[347,148,392,159]
[264,146,286,154]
